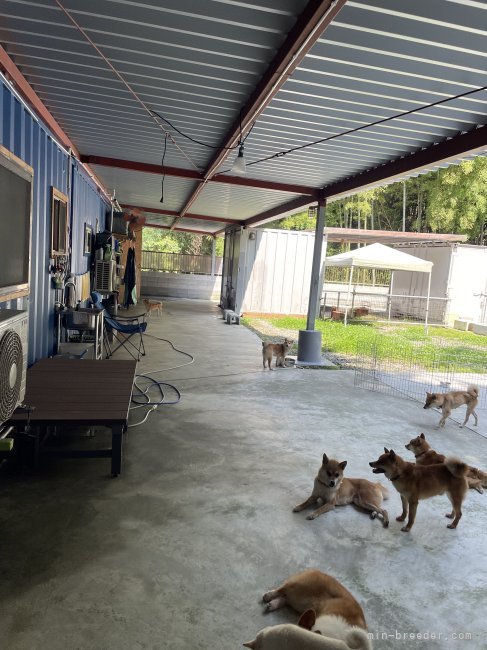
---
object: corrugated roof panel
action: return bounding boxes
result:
[1,0,485,230]
[89,165,198,213]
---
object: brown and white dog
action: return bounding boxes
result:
[243,569,372,650]
[293,453,389,527]
[423,385,479,428]
[143,298,163,317]
[405,432,487,494]
[262,338,293,370]
[369,448,468,531]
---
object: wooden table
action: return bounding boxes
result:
[9,358,137,476]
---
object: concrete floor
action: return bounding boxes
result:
[1,299,486,649]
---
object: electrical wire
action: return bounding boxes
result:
[150,109,255,150]
[128,333,195,428]
[244,84,487,169]
[160,133,168,203]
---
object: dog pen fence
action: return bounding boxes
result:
[353,334,487,437]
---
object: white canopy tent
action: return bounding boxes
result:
[324,243,434,330]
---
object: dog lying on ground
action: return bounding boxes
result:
[262,338,293,370]
[423,385,478,428]
[369,448,468,531]
[143,298,163,317]
[293,453,389,527]
[405,432,487,494]
[243,569,372,650]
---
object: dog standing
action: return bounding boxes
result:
[293,453,389,527]
[405,432,487,493]
[243,569,372,650]
[423,385,479,428]
[369,448,468,531]
[143,298,163,317]
[262,338,293,370]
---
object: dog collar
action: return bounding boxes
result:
[415,451,426,459]
[316,478,332,488]
[390,474,401,482]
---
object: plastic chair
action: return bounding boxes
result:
[90,292,147,361]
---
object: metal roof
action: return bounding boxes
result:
[0,0,486,233]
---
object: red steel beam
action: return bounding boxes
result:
[244,125,487,228]
[177,0,347,221]
[80,155,319,196]
[0,46,110,198]
[322,125,487,200]
[120,204,241,224]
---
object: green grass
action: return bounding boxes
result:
[242,315,487,371]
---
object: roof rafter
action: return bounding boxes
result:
[80,154,320,197]
[120,203,240,224]
[174,0,348,227]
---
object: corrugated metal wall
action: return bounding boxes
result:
[0,77,109,364]
[70,161,109,276]
[241,229,325,315]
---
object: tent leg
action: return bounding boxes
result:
[344,267,354,326]
[388,271,395,322]
[425,271,431,334]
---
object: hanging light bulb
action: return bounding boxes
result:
[232,142,246,175]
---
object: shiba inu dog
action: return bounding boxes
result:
[243,569,372,650]
[369,448,468,531]
[423,385,478,428]
[293,453,389,527]
[406,432,487,493]
[262,338,293,370]
[143,299,163,317]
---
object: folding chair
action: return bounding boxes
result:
[90,292,147,361]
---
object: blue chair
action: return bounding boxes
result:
[90,292,147,361]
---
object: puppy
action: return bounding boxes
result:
[406,432,487,494]
[369,448,468,531]
[243,569,372,650]
[293,453,389,527]
[143,299,163,317]
[423,385,478,428]
[262,338,293,370]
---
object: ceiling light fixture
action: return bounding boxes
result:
[232,142,246,175]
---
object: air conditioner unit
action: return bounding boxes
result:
[0,310,28,425]
[94,260,116,293]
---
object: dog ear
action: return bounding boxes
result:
[389,449,396,458]
[322,453,328,465]
[420,432,425,439]
[298,609,316,630]
[384,447,390,454]
[339,461,347,470]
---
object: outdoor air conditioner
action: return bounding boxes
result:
[94,259,116,293]
[0,310,28,425]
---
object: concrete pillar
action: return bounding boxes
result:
[297,200,326,365]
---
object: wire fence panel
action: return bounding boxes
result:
[354,334,487,436]
[141,251,223,275]
[321,288,448,325]
[324,266,391,286]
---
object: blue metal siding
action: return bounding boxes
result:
[70,162,110,276]
[0,78,109,363]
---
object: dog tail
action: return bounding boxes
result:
[346,628,373,650]
[467,385,479,398]
[444,456,468,478]
[377,483,389,500]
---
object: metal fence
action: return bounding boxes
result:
[324,266,391,286]
[141,250,223,275]
[321,288,449,325]
[353,334,487,435]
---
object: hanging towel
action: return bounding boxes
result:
[123,246,137,307]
